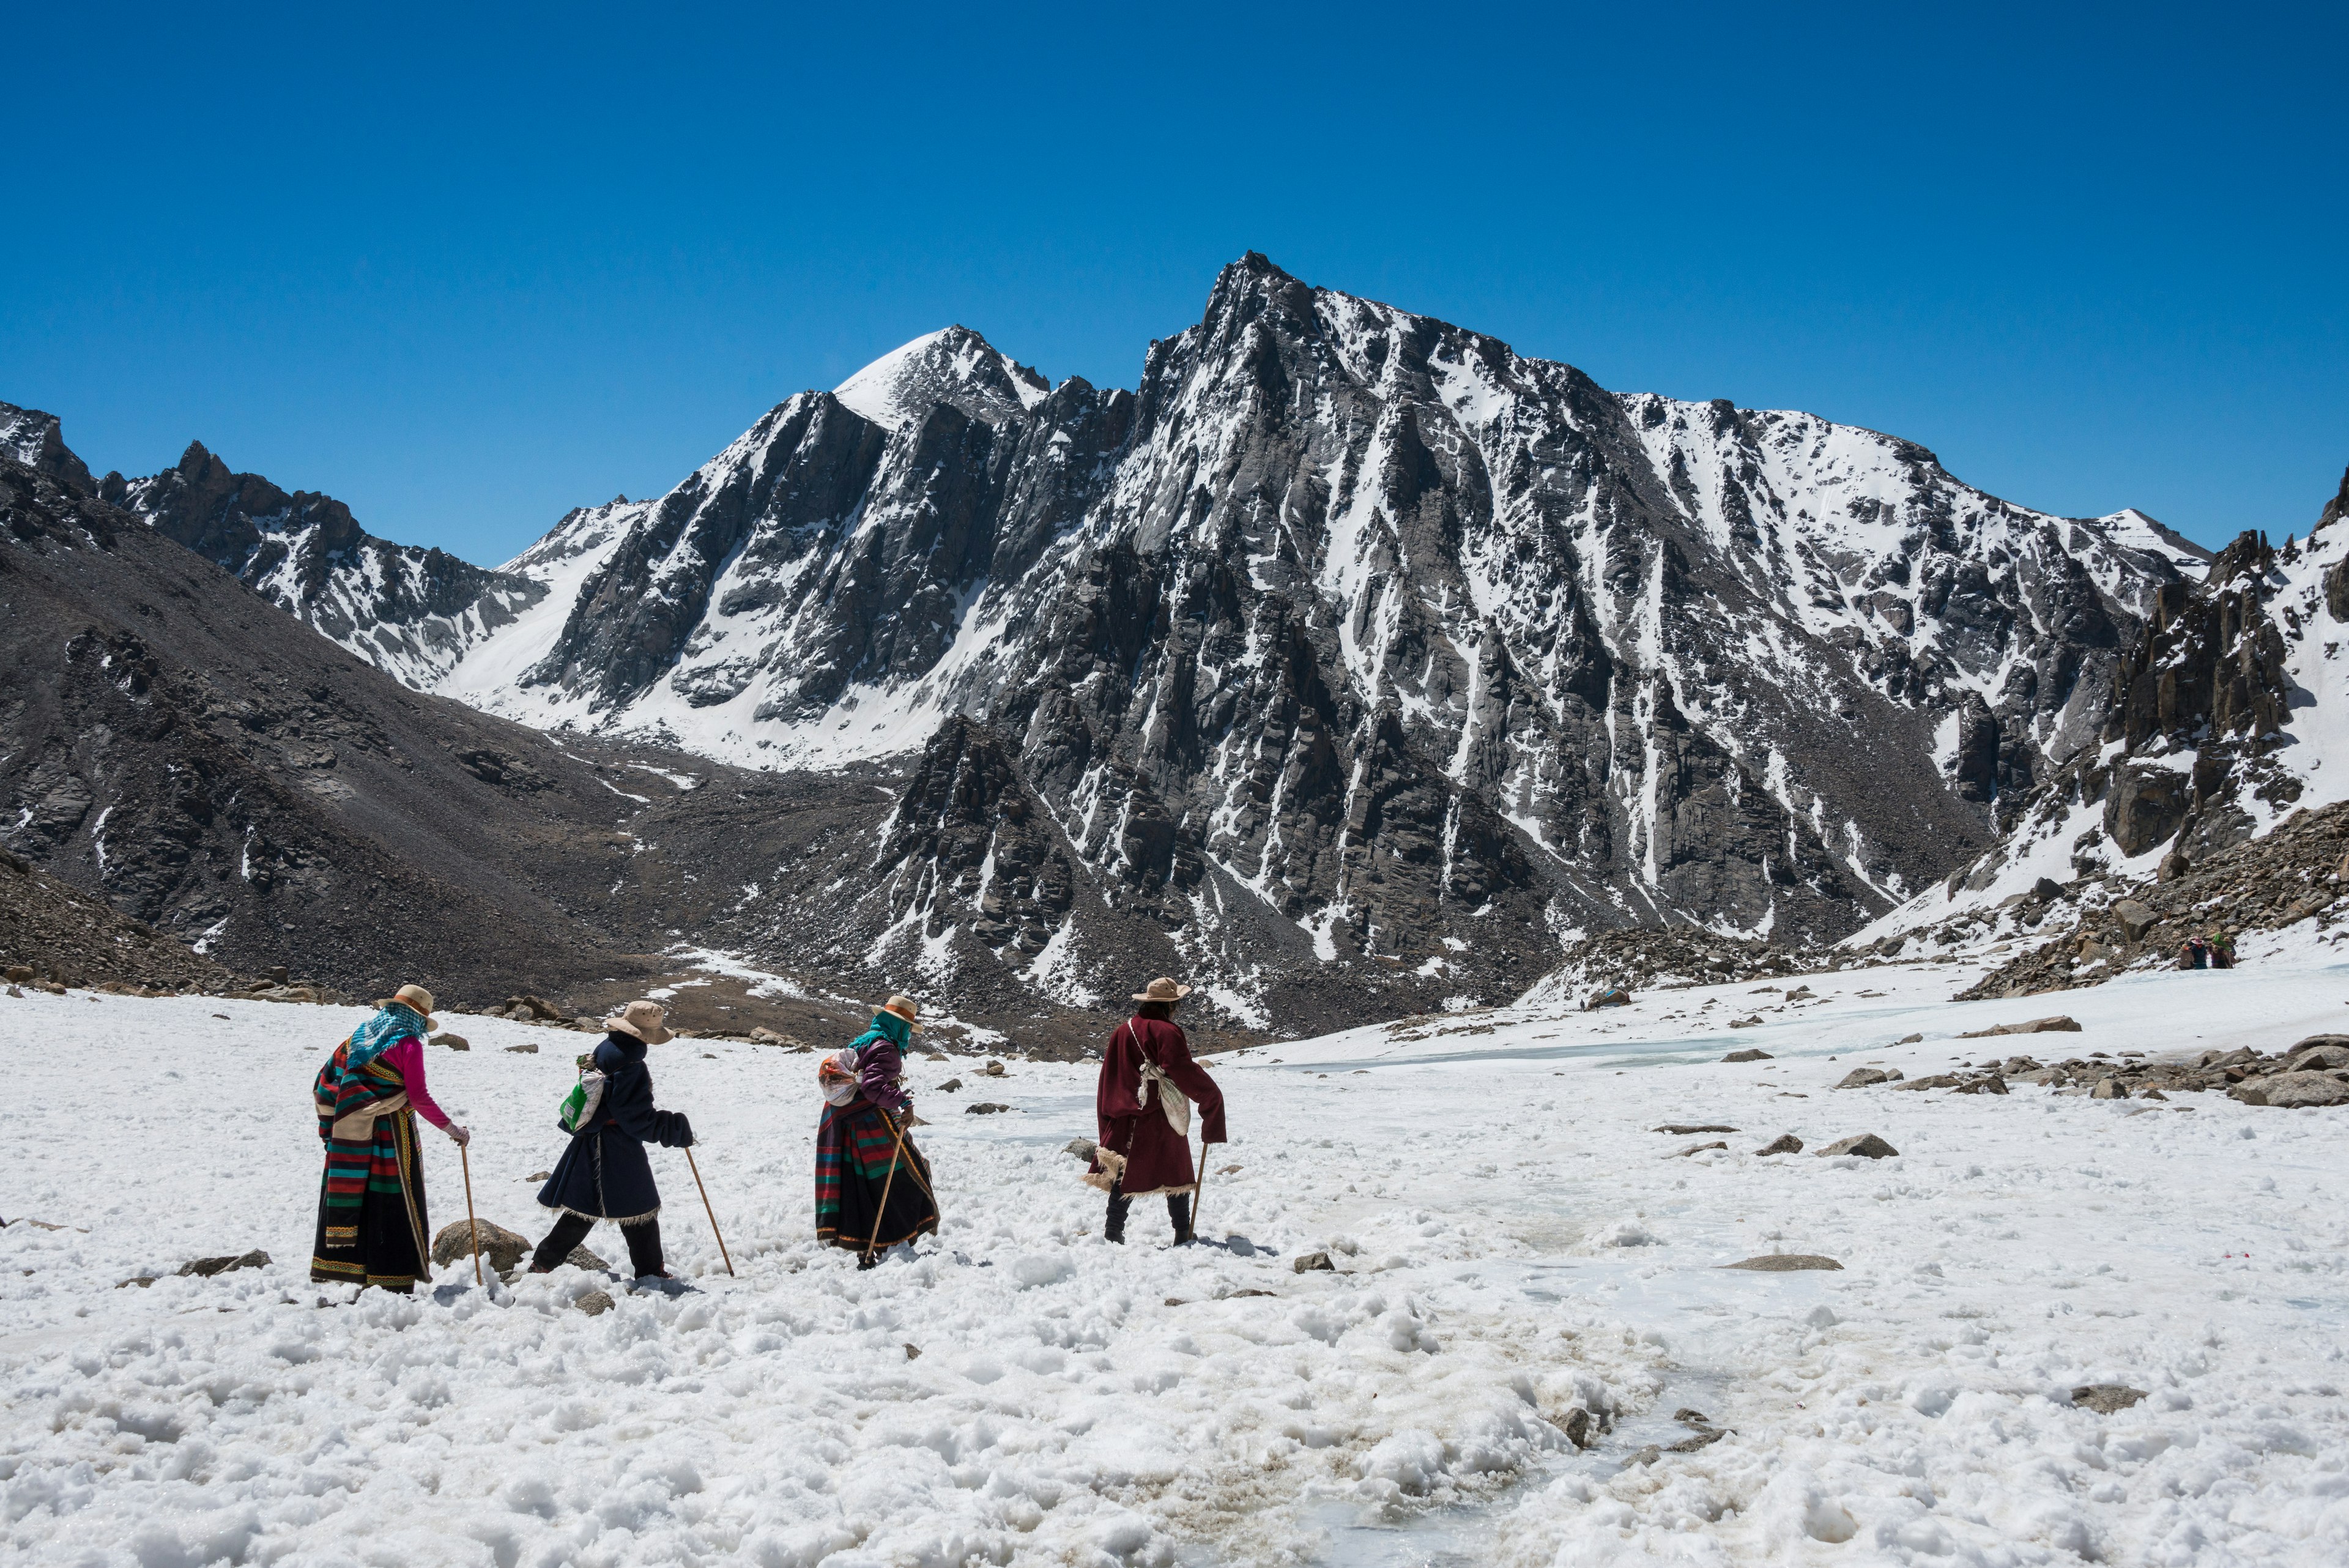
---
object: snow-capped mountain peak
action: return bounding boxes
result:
[832,325,1051,432]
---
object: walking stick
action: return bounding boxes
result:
[685,1146,735,1276]
[1190,1139,1209,1238]
[864,1111,911,1262]
[459,1141,483,1287]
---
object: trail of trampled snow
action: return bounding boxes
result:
[3,954,2346,1566]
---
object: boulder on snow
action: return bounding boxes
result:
[575,1289,615,1317]
[1894,1073,1961,1091]
[1835,1068,1897,1089]
[1954,1074,2009,1095]
[503,1042,539,1055]
[1729,1016,1765,1029]
[1562,1407,1594,1448]
[2232,1071,2349,1108]
[431,1218,531,1274]
[965,1102,1012,1115]
[2112,899,2158,942]
[2071,1383,2148,1414]
[565,1246,610,1271]
[1674,1141,1729,1157]
[2089,1077,2128,1099]
[1723,1049,1772,1063]
[1293,1251,1335,1274]
[177,1250,270,1278]
[1653,1123,1739,1134]
[1723,1254,1842,1271]
[1959,1016,2081,1039]
[431,1033,470,1051]
[2283,1041,2349,1073]
[1817,1134,1898,1159]
[1896,1033,1924,1044]
[1755,1133,1804,1156]
[977,1060,1008,1077]
[937,1078,963,1093]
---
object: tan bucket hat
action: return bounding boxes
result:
[1132,976,1192,1003]
[881,994,922,1033]
[377,983,438,1028]
[603,998,674,1044]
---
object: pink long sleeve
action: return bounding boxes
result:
[383,1038,451,1130]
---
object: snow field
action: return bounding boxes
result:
[5,956,2348,1566]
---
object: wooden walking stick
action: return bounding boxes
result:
[459,1140,483,1287]
[685,1146,735,1276]
[1193,1139,1211,1231]
[863,1111,912,1262]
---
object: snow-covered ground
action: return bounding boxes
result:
[5,951,2347,1566]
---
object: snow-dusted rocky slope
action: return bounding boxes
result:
[416,256,2205,1022]
[1850,477,2349,956]
[98,440,550,687]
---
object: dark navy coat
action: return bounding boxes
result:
[537,1033,694,1223]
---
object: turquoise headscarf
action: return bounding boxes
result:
[346,1002,429,1071]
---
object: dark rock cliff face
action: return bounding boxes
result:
[433,255,2203,1027]
[103,439,544,686]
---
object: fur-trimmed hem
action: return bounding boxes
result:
[1116,1182,1198,1198]
[540,1203,661,1226]
[1081,1148,1128,1192]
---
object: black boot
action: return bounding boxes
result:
[1104,1181,1130,1244]
[620,1216,666,1279]
[1168,1194,1195,1246]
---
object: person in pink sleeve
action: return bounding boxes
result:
[310,983,473,1290]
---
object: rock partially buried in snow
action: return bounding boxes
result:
[1588,1220,1660,1247]
[431,1033,469,1051]
[965,1102,1012,1115]
[1293,1250,1336,1273]
[1959,1015,2081,1039]
[177,1249,270,1278]
[1674,1141,1728,1157]
[1954,1074,2009,1094]
[431,1219,530,1274]
[1562,1407,1593,1448]
[503,1042,538,1054]
[1817,1134,1898,1159]
[574,1289,614,1317]
[2073,1383,2149,1414]
[1835,1068,1899,1088]
[1723,1254,1843,1271]
[2089,1077,2128,1099]
[1755,1133,1803,1156]
[1654,1123,1739,1134]
[1062,1137,1097,1161]
[1729,1016,1764,1029]
[937,1078,963,1093]
[2232,1071,2349,1108]
[2282,1041,2349,1073]
[1723,1049,1772,1063]
[1896,1032,1924,1044]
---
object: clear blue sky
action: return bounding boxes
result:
[6,3,2342,562]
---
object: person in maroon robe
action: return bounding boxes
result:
[1085,976,1226,1244]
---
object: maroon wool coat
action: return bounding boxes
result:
[1088,1015,1226,1197]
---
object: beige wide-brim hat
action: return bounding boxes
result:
[881,993,923,1033]
[604,998,674,1044]
[1131,976,1192,1003]
[377,983,439,1030]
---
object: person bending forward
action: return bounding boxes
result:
[815,994,940,1260]
[1086,976,1225,1244]
[311,984,471,1290]
[530,1000,694,1279]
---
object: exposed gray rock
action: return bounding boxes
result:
[2233,1071,2349,1108]
[964,1102,1012,1115]
[2089,1077,2128,1099]
[431,1219,531,1274]
[1755,1133,1804,1156]
[2071,1384,2148,1414]
[1653,1123,1739,1134]
[1293,1251,1336,1274]
[1817,1134,1898,1159]
[1674,1142,1729,1157]
[1723,1254,1842,1271]
[575,1289,615,1317]
[432,1033,470,1051]
[1836,1068,1896,1089]
[1062,1137,1098,1161]
[177,1250,270,1278]
[1723,1049,1772,1063]
[503,1042,539,1054]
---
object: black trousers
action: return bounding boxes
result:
[532,1212,665,1277]
[1106,1180,1193,1243]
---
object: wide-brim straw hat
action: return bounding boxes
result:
[1132,976,1192,1003]
[604,998,674,1044]
[881,994,923,1033]
[377,983,438,1030]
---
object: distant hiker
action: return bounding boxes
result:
[2177,935,2211,970]
[815,994,939,1263]
[528,1000,694,1279]
[310,983,472,1290]
[1086,976,1225,1246]
[2210,931,2236,969]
